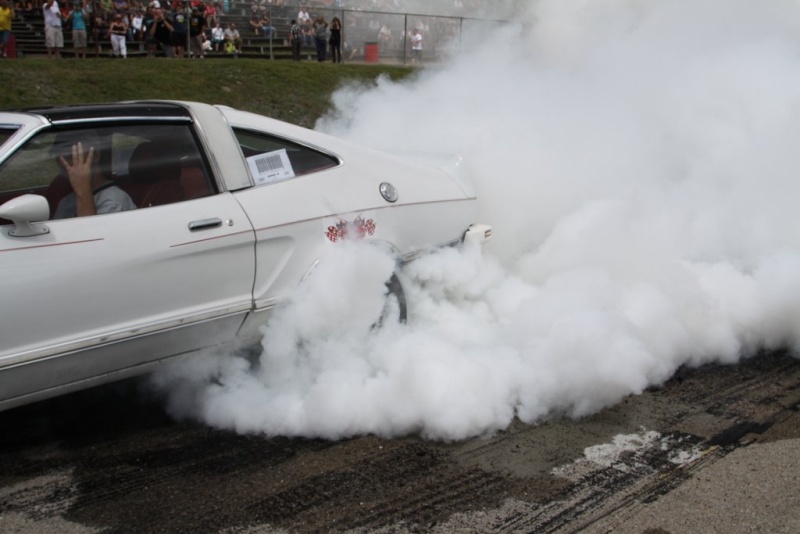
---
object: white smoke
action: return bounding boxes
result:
[152,0,800,440]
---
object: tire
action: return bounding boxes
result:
[374,272,407,329]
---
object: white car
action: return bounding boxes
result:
[0,101,491,412]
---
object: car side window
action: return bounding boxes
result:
[113,125,215,209]
[233,128,339,186]
[0,128,18,148]
[0,123,216,222]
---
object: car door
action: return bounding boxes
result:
[0,121,256,403]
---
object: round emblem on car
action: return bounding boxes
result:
[379,182,398,203]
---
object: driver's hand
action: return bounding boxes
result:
[60,142,94,198]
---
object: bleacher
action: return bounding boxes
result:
[7,3,306,59]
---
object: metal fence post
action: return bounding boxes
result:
[402,14,407,65]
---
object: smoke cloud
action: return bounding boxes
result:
[152,0,800,440]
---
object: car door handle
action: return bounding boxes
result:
[188,218,223,231]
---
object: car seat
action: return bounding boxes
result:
[126,141,185,208]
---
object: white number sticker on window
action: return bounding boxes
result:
[247,148,296,185]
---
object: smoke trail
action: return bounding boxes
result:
[152,0,800,440]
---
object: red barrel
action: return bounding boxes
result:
[5,35,16,59]
[364,42,378,63]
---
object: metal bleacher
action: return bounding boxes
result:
[8,3,303,59]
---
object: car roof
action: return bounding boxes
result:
[4,102,193,124]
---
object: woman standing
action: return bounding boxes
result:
[107,11,127,57]
[67,0,89,58]
[328,16,341,63]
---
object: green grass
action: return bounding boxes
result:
[0,59,415,128]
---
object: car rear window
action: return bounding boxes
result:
[234,128,339,186]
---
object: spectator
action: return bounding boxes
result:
[344,39,359,61]
[141,3,157,55]
[300,16,311,48]
[111,0,126,14]
[66,0,88,58]
[223,21,240,53]
[58,0,69,23]
[92,2,108,57]
[296,4,308,23]
[288,17,300,60]
[410,27,422,64]
[209,19,223,52]
[377,23,392,50]
[248,11,261,35]
[328,15,341,63]
[188,3,204,57]
[129,8,143,40]
[203,0,216,27]
[258,12,275,38]
[249,11,275,38]
[170,5,187,57]
[43,0,63,58]
[147,6,173,56]
[312,15,326,61]
[0,0,14,58]
[107,11,126,57]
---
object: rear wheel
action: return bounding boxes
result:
[374,273,407,329]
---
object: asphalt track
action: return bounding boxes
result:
[1,350,799,533]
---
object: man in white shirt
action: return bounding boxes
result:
[297,6,310,23]
[52,132,136,219]
[43,0,63,59]
[410,28,422,65]
[223,22,241,53]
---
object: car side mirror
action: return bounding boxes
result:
[0,194,51,237]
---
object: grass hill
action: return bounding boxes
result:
[0,59,414,128]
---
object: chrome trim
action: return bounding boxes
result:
[0,302,253,369]
[48,116,193,126]
[0,311,250,412]
[188,217,223,231]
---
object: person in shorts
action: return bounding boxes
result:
[43,0,64,58]
[0,0,14,58]
[67,0,88,58]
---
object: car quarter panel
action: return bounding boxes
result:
[232,155,478,311]
[219,105,479,311]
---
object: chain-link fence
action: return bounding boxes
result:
[254,3,518,64]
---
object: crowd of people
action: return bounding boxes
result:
[2,0,438,61]
[32,0,243,58]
